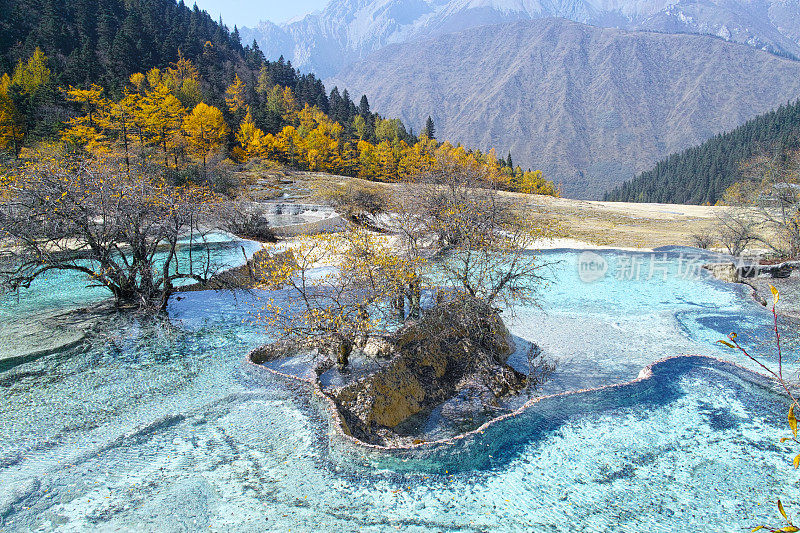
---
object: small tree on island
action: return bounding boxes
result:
[398,160,553,308]
[253,227,421,367]
[253,160,554,369]
[0,152,222,310]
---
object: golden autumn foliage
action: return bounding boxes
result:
[61,84,110,151]
[138,83,186,166]
[262,84,298,120]
[182,102,228,172]
[225,74,248,115]
[37,57,556,196]
[236,102,557,194]
[129,72,146,92]
[234,111,267,162]
[59,70,190,170]
[0,74,24,156]
[11,47,51,95]
[253,227,424,365]
[0,48,52,157]
[165,51,202,108]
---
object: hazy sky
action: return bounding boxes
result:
[192,0,328,27]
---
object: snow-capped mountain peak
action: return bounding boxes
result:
[241,0,800,78]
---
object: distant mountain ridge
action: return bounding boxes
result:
[242,0,800,78]
[329,18,800,198]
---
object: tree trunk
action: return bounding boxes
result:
[337,337,353,369]
[408,278,421,319]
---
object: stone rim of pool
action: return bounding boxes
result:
[246,347,777,453]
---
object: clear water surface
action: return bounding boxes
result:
[1,245,798,532]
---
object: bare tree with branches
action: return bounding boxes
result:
[0,153,221,310]
[391,158,554,309]
[734,150,800,259]
[715,208,759,257]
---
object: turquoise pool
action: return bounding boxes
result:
[0,246,797,531]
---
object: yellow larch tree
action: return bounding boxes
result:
[145,68,163,90]
[137,83,186,168]
[374,140,399,182]
[235,111,267,162]
[168,51,200,85]
[12,47,51,95]
[129,72,146,93]
[183,102,228,174]
[0,47,52,156]
[338,141,359,177]
[357,139,379,181]
[61,84,111,152]
[103,91,140,172]
[263,125,300,166]
[264,85,299,123]
[0,74,24,157]
[352,115,369,141]
[225,74,247,116]
[166,52,202,108]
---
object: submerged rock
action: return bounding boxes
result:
[326,297,528,446]
[0,306,102,368]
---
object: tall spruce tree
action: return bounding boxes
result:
[358,95,370,118]
[423,115,435,139]
[329,87,345,124]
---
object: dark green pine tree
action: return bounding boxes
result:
[329,87,345,124]
[358,95,370,118]
[341,89,355,122]
[605,99,800,204]
[423,115,435,139]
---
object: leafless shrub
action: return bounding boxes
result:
[715,209,759,257]
[738,151,800,259]
[691,233,714,250]
[219,202,276,243]
[389,159,556,309]
[315,182,387,225]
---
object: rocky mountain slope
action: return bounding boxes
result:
[329,18,800,198]
[241,0,800,78]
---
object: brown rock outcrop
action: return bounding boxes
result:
[328,297,527,445]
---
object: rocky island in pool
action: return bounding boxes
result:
[251,295,545,448]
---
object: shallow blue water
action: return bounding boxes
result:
[0,246,798,531]
[0,232,263,320]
